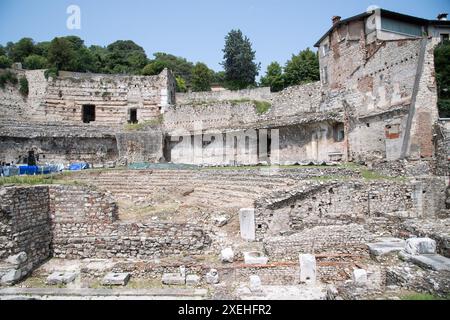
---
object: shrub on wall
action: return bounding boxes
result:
[19,76,29,96]
[23,54,48,70]
[44,67,59,80]
[0,55,12,69]
[0,71,18,88]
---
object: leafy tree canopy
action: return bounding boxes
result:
[23,54,48,70]
[191,62,213,92]
[222,29,260,90]
[283,48,320,87]
[260,62,285,92]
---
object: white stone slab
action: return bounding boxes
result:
[46,272,77,285]
[367,238,406,256]
[409,254,450,271]
[352,269,368,285]
[220,248,234,263]
[162,273,186,285]
[101,272,130,286]
[186,275,201,286]
[249,275,262,293]
[239,208,256,241]
[243,251,269,265]
[299,254,316,284]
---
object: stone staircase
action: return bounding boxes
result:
[66,169,296,212]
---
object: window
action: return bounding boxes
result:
[321,66,328,84]
[440,33,449,43]
[380,17,423,37]
[82,105,96,123]
[333,123,345,142]
[321,43,330,57]
[128,108,138,124]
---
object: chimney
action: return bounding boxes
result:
[437,13,448,21]
[332,16,342,25]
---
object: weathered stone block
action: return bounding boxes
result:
[101,272,130,286]
[46,272,77,285]
[405,238,436,255]
[239,208,255,241]
[249,275,262,293]
[299,254,316,284]
[206,269,219,284]
[243,251,269,265]
[5,252,27,266]
[1,269,22,285]
[409,254,450,271]
[162,273,186,285]
[352,269,368,285]
[367,238,406,256]
[220,248,234,263]
[186,274,201,286]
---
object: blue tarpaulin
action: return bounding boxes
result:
[69,162,89,171]
[19,165,39,175]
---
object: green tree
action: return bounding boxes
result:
[222,29,260,90]
[191,62,213,92]
[151,52,194,82]
[435,41,450,117]
[142,61,168,76]
[0,45,5,56]
[47,37,76,71]
[23,54,48,70]
[284,48,320,87]
[34,41,51,57]
[104,40,148,74]
[89,45,108,73]
[260,62,285,92]
[9,38,35,62]
[212,71,226,85]
[176,76,187,93]
[0,56,12,69]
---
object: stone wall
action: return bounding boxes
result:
[40,69,172,125]
[116,129,164,164]
[49,185,211,259]
[0,184,211,274]
[255,178,447,240]
[176,87,272,104]
[0,186,52,271]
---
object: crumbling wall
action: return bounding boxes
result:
[116,129,164,164]
[0,122,118,165]
[255,178,447,239]
[49,185,211,259]
[0,186,52,270]
[40,71,168,125]
[176,87,272,104]
[263,224,373,261]
[278,123,346,164]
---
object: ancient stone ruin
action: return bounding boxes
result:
[0,8,449,300]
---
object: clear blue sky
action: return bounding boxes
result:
[0,0,449,74]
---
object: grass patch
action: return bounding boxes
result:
[0,173,91,187]
[0,175,57,186]
[124,116,163,131]
[187,99,272,114]
[254,100,271,114]
[361,169,407,181]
